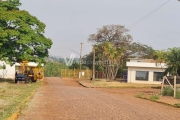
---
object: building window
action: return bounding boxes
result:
[153,72,163,81]
[136,71,149,81]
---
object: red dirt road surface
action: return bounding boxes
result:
[18,77,180,120]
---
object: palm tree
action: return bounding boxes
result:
[164,48,180,76]
[153,50,167,67]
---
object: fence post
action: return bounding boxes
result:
[161,76,165,95]
[174,76,177,98]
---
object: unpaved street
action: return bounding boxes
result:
[18,77,180,120]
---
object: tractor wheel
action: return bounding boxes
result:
[31,77,36,82]
[15,79,18,83]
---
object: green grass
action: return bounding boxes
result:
[149,94,160,101]
[174,103,180,108]
[0,79,42,120]
[136,92,160,101]
[136,93,145,98]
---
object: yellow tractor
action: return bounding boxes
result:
[15,60,44,83]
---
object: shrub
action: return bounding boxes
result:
[162,86,180,99]
[162,86,174,96]
[175,89,180,99]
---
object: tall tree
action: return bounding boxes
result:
[87,25,154,80]
[88,25,132,44]
[0,0,52,65]
[94,42,124,81]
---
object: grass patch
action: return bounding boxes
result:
[149,94,159,101]
[0,79,42,120]
[136,93,145,98]
[91,79,161,88]
[174,103,180,108]
[136,92,160,101]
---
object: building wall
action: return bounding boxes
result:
[127,59,167,84]
[0,61,15,79]
[127,67,165,84]
[127,62,166,68]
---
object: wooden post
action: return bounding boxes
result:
[92,48,95,80]
[65,69,67,77]
[174,76,177,98]
[161,76,165,95]
[79,42,83,78]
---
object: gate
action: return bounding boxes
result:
[60,69,92,79]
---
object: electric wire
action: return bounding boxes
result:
[128,0,171,29]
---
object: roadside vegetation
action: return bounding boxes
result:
[91,79,161,88]
[0,1,51,119]
[0,0,52,65]
[162,86,180,99]
[0,79,42,120]
[136,92,160,101]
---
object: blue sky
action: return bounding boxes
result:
[20,0,180,58]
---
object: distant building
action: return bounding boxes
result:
[126,58,167,84]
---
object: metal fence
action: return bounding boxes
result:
[60,69,92,79]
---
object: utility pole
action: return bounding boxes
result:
[79,42,83,78]
[92,47,95,80]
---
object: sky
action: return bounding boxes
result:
[20,0,180,58]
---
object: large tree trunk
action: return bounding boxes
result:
[105,63,120,81]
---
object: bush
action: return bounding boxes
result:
[162,86,174,96]
[176,89,180,99]
[162,86,180,99]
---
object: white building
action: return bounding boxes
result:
[0,61,39,79]
[126,58,167,84]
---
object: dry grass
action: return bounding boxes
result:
[91,79,161,88]
[0,79,42,120]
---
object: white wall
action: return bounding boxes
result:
[128,67,165,84]
[0,61,15,79]
[127,62,166,68]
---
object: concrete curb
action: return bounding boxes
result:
[77,80,96,88]
[137,96,179,108]
[7,83,42,120]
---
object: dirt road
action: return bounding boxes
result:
[18,77,180,120]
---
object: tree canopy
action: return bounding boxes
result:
[164,48,180,76]
[154,48,180,76]
[0,0,52,65]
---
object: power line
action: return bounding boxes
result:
[128,0,171,29]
